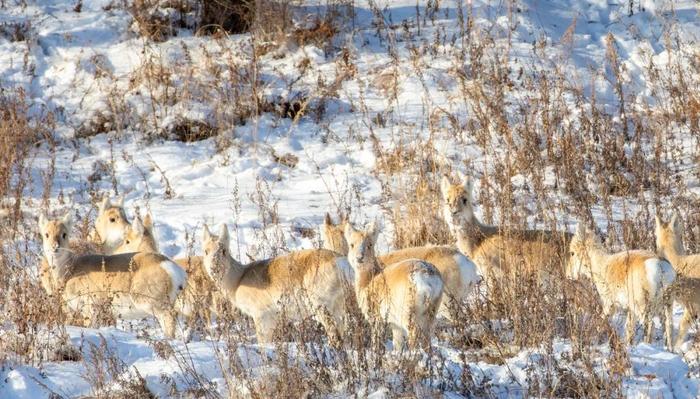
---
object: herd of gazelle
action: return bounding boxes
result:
[35,175,700,351]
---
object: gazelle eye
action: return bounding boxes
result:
[126,240,131,244]
[462,198,467,204]
[110,218,116,223]
[62,233,66,239]
[45,233,49,238]
[205,250,210,255]
[222,249,227,256]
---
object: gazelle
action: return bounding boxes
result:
[655,213,700,349]
[202,224,352,344]
[656,213,700,277]
[39,211,187,338]
[567,224,675,347]
[344,222,444,349]
[114,214,158,254]
[440,175,572,284]
[112,215,224,333]
[95,196,131,254]
[321,213,479,320]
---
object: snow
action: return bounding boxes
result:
[2,0,700,397]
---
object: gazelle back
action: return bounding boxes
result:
[322,214,479,320]
[202,224,352,344]
[655,213,700,349]
[344,222,443,349]
[567,224,675,348]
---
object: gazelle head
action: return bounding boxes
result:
[343,221,379,269]
[566,223,601,280]
[95,196,130,249]
[655,212,684,257]
[116,213,158,253]
[440,174,474,226]
[39,211,73,267]
[202,224,231,281]
[320,212,349,255]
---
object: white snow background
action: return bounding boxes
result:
[1,0,700,397]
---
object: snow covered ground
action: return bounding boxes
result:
[2,0,700,397]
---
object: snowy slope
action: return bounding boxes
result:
[2,0,700,397]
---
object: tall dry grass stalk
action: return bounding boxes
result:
[1,1,699,397]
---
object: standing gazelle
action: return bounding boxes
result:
[567,224,675,347]
[202,224,352,344]
[113,215,225,335]
[39,211,187,338]
[344,222,444,349]
[321,213,478,320]
[655,213,700,349]
[440,175,572,284]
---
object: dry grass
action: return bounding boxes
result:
[2,0,700,397]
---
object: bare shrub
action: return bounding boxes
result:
[198,0,254,35]
[76,110,118,139]
[80,335,156,399]
[0,21,31,42]
[369,135,452,249]
[129,0,189,42]
[0,88,53,232]
[156,116,217,142]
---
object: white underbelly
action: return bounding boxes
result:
[65,293,152,320]
[614,290,629,309]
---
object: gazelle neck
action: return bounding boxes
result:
[220,253,247,294]
[658,237,684,266]
[451,213,497,257]
[353,256,381,292]
[583,241,608,284]
[46,249,78,282]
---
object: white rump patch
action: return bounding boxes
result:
[644,258,676,298]
[411,261,444,303]
[453,253,480,296]
[160,260,188,302]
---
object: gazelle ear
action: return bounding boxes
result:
[39,212,48,231]
[655,214,663,230]
[462,174,473,197]
[670,212,681,232]
[575,222,585,238]
[219,224,230,246]
[440,175,452,197]
[343,222,355,240]
[99,197,111,213]
[132,216,145,236]
[368,220,381,242]
[143,213,153,230]
[340,211,349,225]
[203,224,212,242]
[62,211,73,231]
[457,171,467,183]
[115,196,125,208]
[324,212,332,226]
